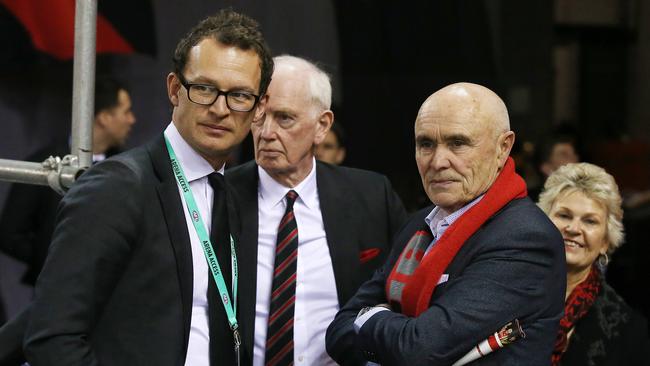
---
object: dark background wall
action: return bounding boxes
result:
[1,0,649,321]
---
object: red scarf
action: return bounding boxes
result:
[551,266,601,365]
[385,157,527,316]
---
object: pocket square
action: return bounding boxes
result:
[437,274,449,285]
[359,248,381,264]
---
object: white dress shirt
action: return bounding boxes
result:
[164,122,224,366]
[253,159,339,366]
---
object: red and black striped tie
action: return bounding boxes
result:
[265,190,299,366]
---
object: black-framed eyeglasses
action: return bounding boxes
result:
[177,73,260,112]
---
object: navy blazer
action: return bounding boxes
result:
[225,160,408,366]
[326,197,566,365]
[23,136,241,366]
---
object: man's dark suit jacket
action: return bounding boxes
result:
[225,160,408,366]
[326,197,566,365]
[23,135,241,366]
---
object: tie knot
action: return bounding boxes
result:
[285,190,298,208]
[207,172,225,190]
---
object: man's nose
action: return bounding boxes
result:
[209,94,230,117]
[258,115,278,139]
[430,148,451,170]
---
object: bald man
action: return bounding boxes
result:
[326,83,565,365]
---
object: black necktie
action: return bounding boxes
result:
[207,172,235,363]
[207,172,232,292]
[265,190,299,366]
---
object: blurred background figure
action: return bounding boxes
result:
[538,162,650,365]
[539,135,580,179]
[511,137,542,198]
[528,127,582,201]
[0,76,135,287]
[315,121,346,165]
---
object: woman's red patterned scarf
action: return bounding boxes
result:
[551,265,601,365]
[385,157,527,316]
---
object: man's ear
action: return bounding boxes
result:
[314,110,334,145]
[95,110,110,129]
[497,131,515,168]
[167,73,181,107]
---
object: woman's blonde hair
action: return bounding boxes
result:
[538,162,624,254]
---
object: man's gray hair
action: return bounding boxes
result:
[273,55,332,111]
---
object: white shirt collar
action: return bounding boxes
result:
[92,153,106,162]
[164,122,224,181]
[258,157,318,210]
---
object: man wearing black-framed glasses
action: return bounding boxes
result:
[23,9,273,366]
[176,72,260,113]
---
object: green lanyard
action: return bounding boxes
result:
[164,136,241,361]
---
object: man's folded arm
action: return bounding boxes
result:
[347,230,560,365]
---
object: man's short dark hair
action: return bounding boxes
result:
[172,9,274,96]
[94,76,127,116]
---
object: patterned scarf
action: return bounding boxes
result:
[551,265,601,365]
[385,157,527,316]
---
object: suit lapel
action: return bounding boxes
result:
[316,162,359,305]
[148,135,194,357]
[225,161,260,365]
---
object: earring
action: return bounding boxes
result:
[597,253,609,267]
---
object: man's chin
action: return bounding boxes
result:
[427,192,461,209]
[257,159,284,171]
[257,157,293,173]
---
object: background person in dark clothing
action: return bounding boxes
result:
[0,76,136,285]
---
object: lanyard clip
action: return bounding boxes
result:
[233,327,241,347]
[232,327,241,366]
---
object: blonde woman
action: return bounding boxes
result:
[539,162,649,365]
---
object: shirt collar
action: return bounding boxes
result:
[164,122,224,181]
[425,194,485,238]
[92,153,106,162]
[258,157,318,210]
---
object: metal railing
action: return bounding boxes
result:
[0,0,97,195]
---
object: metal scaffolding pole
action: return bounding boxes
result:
[0,160,51,186]
[71,0,97,170]
[0,0,97,194]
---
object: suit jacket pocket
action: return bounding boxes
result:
[359,248,381,264]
